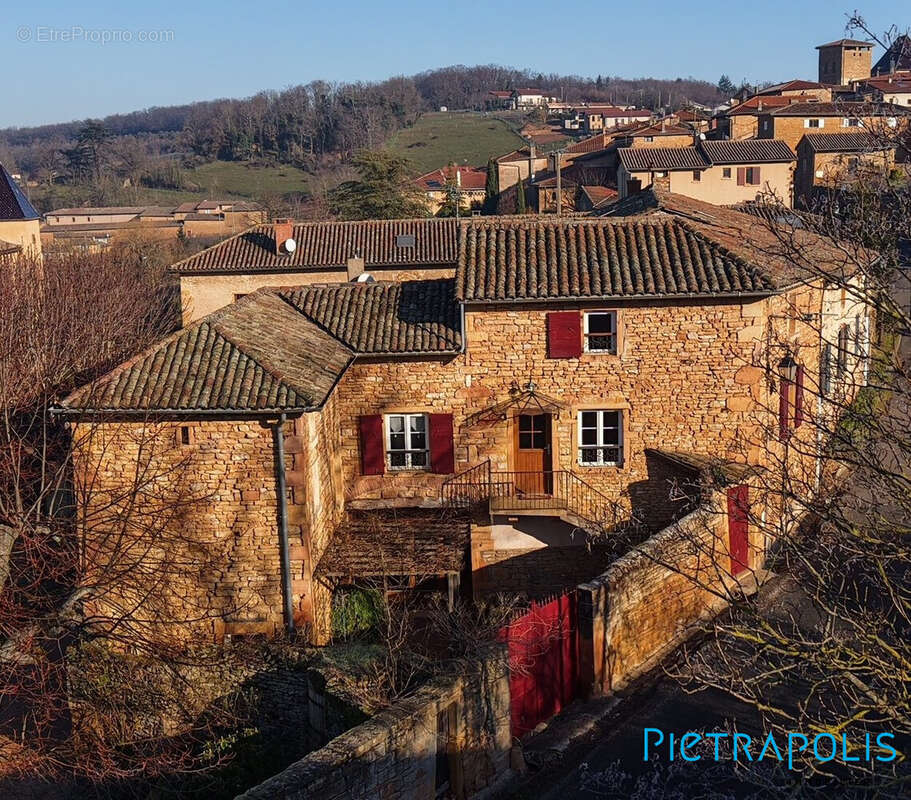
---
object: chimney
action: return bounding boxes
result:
[274,218,293,254]
[347,254,365,281]
[758,100,764,111]
[456,168,462,188]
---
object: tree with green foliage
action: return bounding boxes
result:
[483,158,498,215]
[329,150,429,220]
[716,74,736,97]
[515,177,526,215]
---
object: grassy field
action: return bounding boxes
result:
[384,112,525,174]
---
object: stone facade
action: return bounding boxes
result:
[73,405,345,642]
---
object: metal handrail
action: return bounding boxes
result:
[441,463,625,533]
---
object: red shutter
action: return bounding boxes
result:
[547,311,582,358]
[736,167,746,186]
[794,365,805,428]
[778,379,791,441]
[750,166,761,185]
[359,414,384,475]
[429,413,455,474]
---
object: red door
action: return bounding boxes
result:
[726,485,749,576]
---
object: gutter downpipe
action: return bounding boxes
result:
[273,412,295,636]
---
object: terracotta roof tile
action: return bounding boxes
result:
[618,147,710,171]
[456,215,775,302]
[63,293,354,413]
[172,218,460,274]
[280,279,462,354]
[767,101,911,116]
[801,132,894,152]
[699,139,796,164]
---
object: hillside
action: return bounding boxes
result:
[384,112,526,173]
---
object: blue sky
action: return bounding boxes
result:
[4,0,902,127]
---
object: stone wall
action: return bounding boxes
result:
[577,489,762,695]
[235,655,512,800]
[72,409,344,641]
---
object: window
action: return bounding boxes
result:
[643,136,654,142]
[722,167,732,179]
[233,293,248,302]
[385,413,428,469]
[745,167,761,185]
[836,324,850,379]
[692,170,702,182]
[177,425,193,446]
[804,118,823,128]
[583,311,618,354]
[578,410,623,466]
[842,117,861,127]
[518,414,547,449]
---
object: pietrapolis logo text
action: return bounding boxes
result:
[644,728,899,769]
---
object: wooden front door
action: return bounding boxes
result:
[726,485,750,576]
[514,413,552,494]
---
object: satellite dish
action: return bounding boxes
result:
[283,238,296,253]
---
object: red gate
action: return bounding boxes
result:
[727,484,750,576]
[500,591,579,739]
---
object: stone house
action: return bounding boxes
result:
[62,190,870,646]
[0,163,41,260]
[616,139,796,206]
[756,101,911,150]
[174,217,461,323]
[855,75,911,108]
[713,94,822,140]
[794,132,897,207]
[414,165,487,216]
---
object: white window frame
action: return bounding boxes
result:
[804,118,823,128]
[384,413,429,470]
[842,117,861,127]
[577,410,624,467]
[583,310,618,354]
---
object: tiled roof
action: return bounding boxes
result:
[816,39,873,49]
[172,218,460,274]
[699,139,796,164]
[758,79,827,93]
[316,508,470,577]
[580,186,618,207]
[565,133,612,154]
[456,215,775,303]
[598,187,852,288]
[280,279,462,354]
[727,95,814,115]
[618,147,709,171]
[800,132,892,152]
[862,76,911,93]
[63,292,354,414]
[0,164,39,221]
[415,165,488,191]
[624,122,693,138]
[767,101,911,116]
[63,278,461,412]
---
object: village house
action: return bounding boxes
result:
[511,88,556,109]
[414,165,487,215]
[713,94,823,140]
[794,131,897,208]
[61,191,870,646]
[816,39,875,85]
[855,74,911,107]
[756,101,911,150]
[41,200,265,251]
[495,145,551,192]
[0,163,41,261]
[174,217,461,323]
[581,106,652,134]
[616,139,796,205]
[486,90,515,110]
